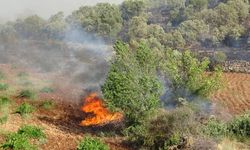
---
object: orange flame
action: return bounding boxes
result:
[80,93,123,126]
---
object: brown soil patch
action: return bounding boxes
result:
[212,73,250,114]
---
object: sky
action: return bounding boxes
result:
[0,0,124,22]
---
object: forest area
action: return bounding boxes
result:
[0,0,249,150]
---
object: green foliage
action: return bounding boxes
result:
[160,50,222,98]
[179,19,209,43]
[40,87,54,93]
[68,3,122,39]
[120,0,146,20]
[0,97,10,124]
[77,136,109,150]
[102,41,162,128]
[129,107,197,149]
[18,125,46,139]
[1,125,45,150]
[41,100,54,110]
[1,133,36,150]
[202,118,228,139]
[227,112,250,138]
[15,103,35,117]
[0,97,10,107]
[18,89,36,99]
[188,0,208,11]
[0,83,8,91]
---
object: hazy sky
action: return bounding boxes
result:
[0,0,123,22]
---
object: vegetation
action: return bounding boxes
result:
[15,103,35,117]
[1,125,46,150]
[18,89,36,99]
[1,133,36,150]
[0,0,249,149]
[41,100,54,110]
[77,136,109,150]
[0,83,8,91]
[40,87,54,93]
[18,125,46,140]
[0,97,10,124]
[128,107,197,149]
[227,112,250,138]
[102,41,162,129]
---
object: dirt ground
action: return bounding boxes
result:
[212,72,250,114]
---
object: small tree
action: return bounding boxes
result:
[160,49,222,99]
[102,41,163,128]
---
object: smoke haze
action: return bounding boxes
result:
[0,0,124,22]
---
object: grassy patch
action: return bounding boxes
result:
[18,125,46,140]
[1,133,36,150]
[40,87,54,93]
[77,136,109,150]
[41,100,54,110]
[0,83,8,91]
[0,97,10,107]
[0,125,46,150]
[15,103,35,117]
[18,90,36,99]
[0,97,10,124]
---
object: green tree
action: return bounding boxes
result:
[120,0,146,21]
[14,15,46,40]
[102,41,163,128]
[45,12,66,40]
[160,50,222,98]
[68,3,122,40]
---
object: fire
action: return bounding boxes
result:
[80,93,123,126]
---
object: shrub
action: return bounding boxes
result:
[227,112,250,138]
[15,103,35,117]
[18,90,36,99]
[18,125,45,139]
[0,97,10,107]
[40,87,54,93]
[41,100,54,110]
[102,42,162,129]
[1,133,36,150]
[129,107,197,149]
[77,136,109,150]
[0,83,8,91]
[202,118,228,139]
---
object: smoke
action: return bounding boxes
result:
[0,0,124,22]
[0,23,113,94]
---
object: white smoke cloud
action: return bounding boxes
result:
[0,0,124,22]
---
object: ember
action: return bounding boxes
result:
[80,93,123,126]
